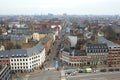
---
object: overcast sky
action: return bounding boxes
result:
[0,0,120,15]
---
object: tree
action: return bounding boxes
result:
[15,44,21,49]
[105,27,116,41]
[5,42,14,50]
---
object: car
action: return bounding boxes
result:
[108,69,114,72]
[78,70,83,73]
[100,69,107,72]
[115,68,120,71]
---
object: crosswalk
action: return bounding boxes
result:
[61,70,66,80]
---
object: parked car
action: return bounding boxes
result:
[100,69,107,72]
[78,70,83,73]
[115,68,120,71]
[108,69,114,72]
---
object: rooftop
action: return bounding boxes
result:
[0,42,44,58]
[70,50,86,56]
[98,36,120,49]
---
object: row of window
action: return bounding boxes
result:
[11,59,28,62]
[11,55,41,62]
[12,66,29,69]
[11,63,28,65]
[87,49,108,53]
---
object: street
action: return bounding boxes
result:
[66,72,120,80]
[28,70,61,80]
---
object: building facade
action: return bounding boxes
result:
[98,36,120,67]
[0,42,46,72]
[61,43,108,67]
[86,43,108,66]
[108,47,120,67]
[60,48,87,67]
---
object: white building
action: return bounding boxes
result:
[0,42,45,72]
[68,36,77,47]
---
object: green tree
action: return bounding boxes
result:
[5,42,14,50]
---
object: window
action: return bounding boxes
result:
[23,63,25,65]
[17,63,19,65]
[23,59,25,61]
[11,63,13,65]
[24,66,25,69]
[12,67,14,69]
[26,63,28,65]
[14,59,16,61]
[14,63,16,65]
[20,63,22,65]
[11,59,13,61]
[26,59,27,61]
[17,59,19,61]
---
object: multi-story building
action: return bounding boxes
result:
[86,43,108,66]
[0,65,11,80]
[61,43,108,67]
[60,48,87,67]
[0,42,45,72]
[98,36,120,67]
[0,51,10,65]
[108,48,120,67]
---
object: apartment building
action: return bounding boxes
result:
[61,43,108,67]
[98,36,120,67]
[60,48,87,67]
[86,43,108,66]
[0,42,45,72]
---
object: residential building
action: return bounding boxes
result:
[0,65,11,80]
[0,42,45,72]
[98,36,120,67]
[10,35,28,45]
[86,43,108,66]
[60,48,87,67]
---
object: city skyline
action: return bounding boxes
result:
[0,0,120,15]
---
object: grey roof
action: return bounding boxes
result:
[0,35,10,40]
[70,50,86,56]
[11,35,26,41]
[98,36,120,49]
[86,43,108,49]
[68,36,77,47]
[0,42,44,58]
[11,29,57,35]
[62,48,86,56]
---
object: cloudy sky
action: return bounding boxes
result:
[0,0,120,15]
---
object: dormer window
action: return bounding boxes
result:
[1,55,3,58]
[12,54,14,58]
[19,54,21,57]
[6,55,8,58]
[24,54,27,57]
[16,54,19,57]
